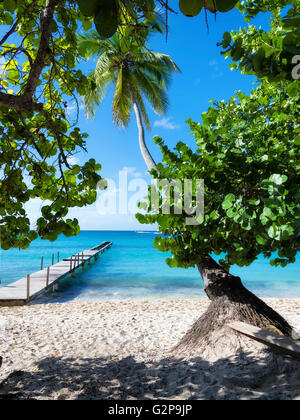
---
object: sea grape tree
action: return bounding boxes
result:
[134,0,300,354]
[141,80,299,271]
[137,77,299,352]
[0,0,103,249]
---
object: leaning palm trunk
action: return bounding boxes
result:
[132,98,156,171]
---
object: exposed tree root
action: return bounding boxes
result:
[173,289,293,358]
[172,256,294,358]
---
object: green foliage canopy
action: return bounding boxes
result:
[0,0,298,252]
[137,79,300,271]
[0,0,103,249]
[221,0,300,82]
[1,0,238,251]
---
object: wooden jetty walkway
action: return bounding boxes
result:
[0,241,112,307]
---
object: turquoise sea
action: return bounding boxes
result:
[0,230,299,301]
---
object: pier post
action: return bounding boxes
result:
[26,274,30,303]
[52,254,54,265]
[57,252,60,263]
[70,256,75,276]
[41,256,43,271]
[46,267,50,290]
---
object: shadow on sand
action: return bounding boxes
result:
[0,350,300,400]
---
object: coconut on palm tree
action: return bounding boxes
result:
[78,26,180,171]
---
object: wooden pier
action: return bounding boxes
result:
[0,241,112,307]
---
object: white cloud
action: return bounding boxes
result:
[154,117,180,130]
[208,59,218,67]
[208,59,224,79]
[66,97,85,116]
[67,156,80,165]
[121,167,142,178]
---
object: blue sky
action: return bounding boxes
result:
[28,6,271,230]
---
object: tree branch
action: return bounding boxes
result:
[0,92,43,112]
[23,0,59,99]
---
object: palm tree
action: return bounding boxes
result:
[78,27,180,171]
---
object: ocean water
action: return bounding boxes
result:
[0,230,299,302]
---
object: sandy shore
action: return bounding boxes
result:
[0,298,300,400]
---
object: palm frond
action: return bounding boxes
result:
[112,66,132,127]
[83,70,113,119]
[130,51,180,87]
[133,52,180,73]
[78,30,118,59]
[133,69,169,116]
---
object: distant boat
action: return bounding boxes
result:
[136,231,160,234]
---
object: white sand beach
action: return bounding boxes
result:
[0,298,300,400]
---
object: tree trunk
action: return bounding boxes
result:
[132,99,156,171]
[174,254,293,355]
